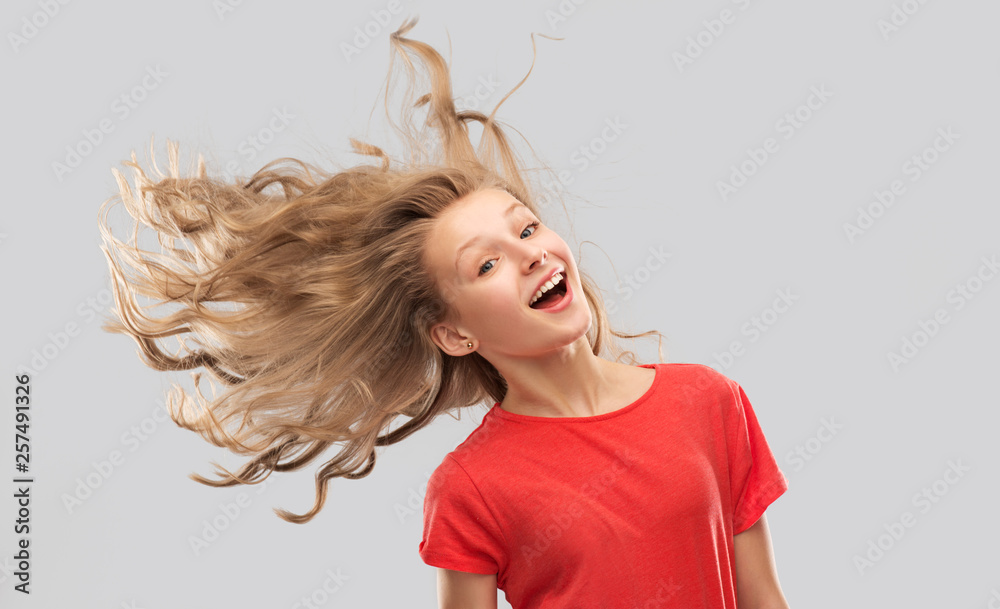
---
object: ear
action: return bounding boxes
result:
[429,320,474,357]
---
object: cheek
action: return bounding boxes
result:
[475,282,523,319]
[480,283,515,311]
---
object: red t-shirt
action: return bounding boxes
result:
[418,362,789,608]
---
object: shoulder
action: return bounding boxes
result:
[654,363,748,423]
[443,405,518,467]
[426,418,504,492]
[427,453,470,490]
[424,453,486,511]
[658,362,739,395]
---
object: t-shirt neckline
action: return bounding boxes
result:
[488,363,660,423]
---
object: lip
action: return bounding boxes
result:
[528,267,566,307]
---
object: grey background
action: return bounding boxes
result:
[2,0,998,607]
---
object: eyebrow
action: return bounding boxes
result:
[455,201,526,272]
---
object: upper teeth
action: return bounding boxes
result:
[530,272,564,306]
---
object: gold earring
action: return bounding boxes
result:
[467,342,473,349]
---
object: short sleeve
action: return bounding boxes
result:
[725,380,789,535]
[418,455,505,574]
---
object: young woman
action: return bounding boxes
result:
[98,16,790,609]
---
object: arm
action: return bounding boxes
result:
[733,514,790,609]
[437,568,498,609]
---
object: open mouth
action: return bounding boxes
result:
[529,273,568,309]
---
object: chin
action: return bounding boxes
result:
[563,309,594,342]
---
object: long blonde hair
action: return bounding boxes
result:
[97,17,662,524]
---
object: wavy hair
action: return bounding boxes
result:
[97,16,663,523]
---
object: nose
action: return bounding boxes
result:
[526,247,547,271]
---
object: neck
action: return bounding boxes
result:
[491,336,637,418]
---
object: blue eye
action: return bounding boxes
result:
[477,222,539,276]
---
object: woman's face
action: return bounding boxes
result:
[423,188,591,358]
